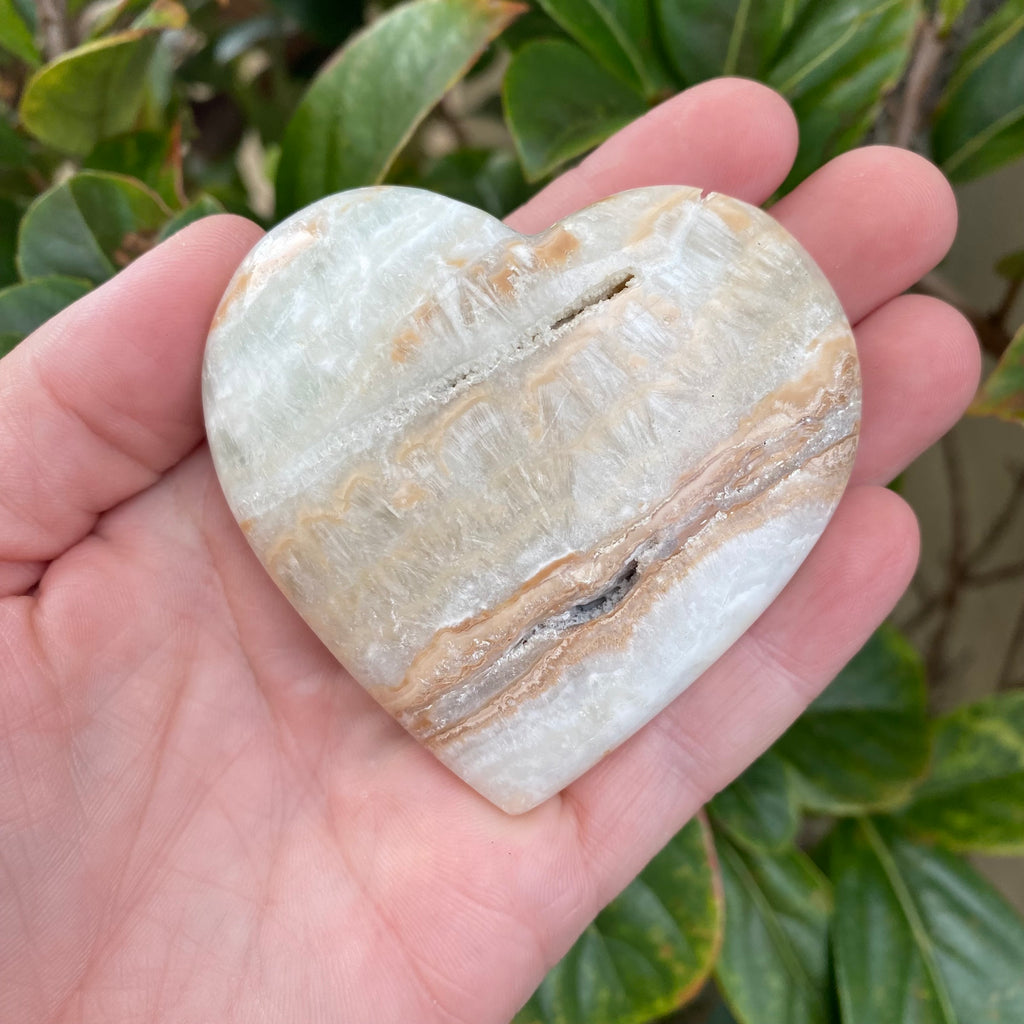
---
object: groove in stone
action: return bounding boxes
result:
[548,271,635,331]
[509,554,645,658]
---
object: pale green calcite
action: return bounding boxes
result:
[203,185,860,813]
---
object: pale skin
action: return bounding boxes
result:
[0,79,980,1023]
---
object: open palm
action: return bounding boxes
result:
[0,80,979,1024]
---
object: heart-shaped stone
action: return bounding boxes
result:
[203,185,859,813]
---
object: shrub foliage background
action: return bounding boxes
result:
[2,1,1024,1021]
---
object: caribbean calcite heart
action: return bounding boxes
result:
[203,185,860,813]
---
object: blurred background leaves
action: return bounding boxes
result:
[1,0,1024,1021]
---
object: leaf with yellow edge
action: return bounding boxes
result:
[515,815,722,1024]
[972,324,1024,424]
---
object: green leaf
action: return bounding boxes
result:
[708,750,799,853]
[17,171,168,284]
[275,0,522,218]
[831,817,1024,1024]
[773,626,930,814]
[896,691,1024,853]
[535,0,670,97]
[415,147,533,218]
[768,0,920,189]
[972,324,1024,424]
[19,31,160,156]
[932,0,1024,182]
[655,0,808,82]
[713,834,832,1024]
[938,0,968,34]
[0,0,39,65]
[515,816,722,1024]
[156,193,225,241]
[0,275,92,344]
[504,38,646,181]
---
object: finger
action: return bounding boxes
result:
[556,484,918,899]
[852,294,980,485]
[771,145,958,326]
[507,78,799,233]
[0,215,263,594]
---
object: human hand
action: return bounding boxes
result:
[0,79,978,1023]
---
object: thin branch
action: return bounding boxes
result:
[36,0,71,61]
[893,15,945,149]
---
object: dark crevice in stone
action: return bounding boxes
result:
[549,272,636,331]
[568,558,641,624]
[509,553,646,659]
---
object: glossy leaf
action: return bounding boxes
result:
[773,626,930,814]
[156,194,225,242]
[714,834,832,1024]
[831,818,1024,1024]
[17,171,167,284]
[535,0,670,96]
[504,39,645,181]
[768,0,919,189]
[896,691,1024,853]
[19,31,160,156]
[972,324,1024,424]
[708,750,799,853]
[933,0,1024,182]
[0,275,91,346]
[415,148,533,218]
[656,0,807,82]
[515,816,722,1024]
[275,0,522,217]
[0,0,39,65]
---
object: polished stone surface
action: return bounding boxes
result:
[203,185,860,812]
